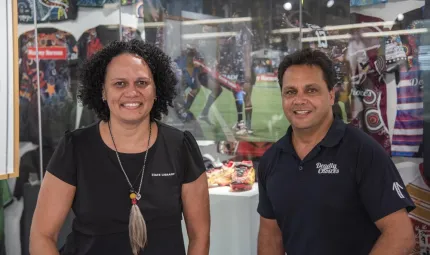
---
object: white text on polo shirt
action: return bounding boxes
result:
[151,173,175,177]
[316,162,339,174]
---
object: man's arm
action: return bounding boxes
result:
[258,217,285,255]
[355,141,416,255]
[369,209,415,255]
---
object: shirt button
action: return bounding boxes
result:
[299,166,303,171]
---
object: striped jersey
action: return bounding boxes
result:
[392,66,423,157]
[391,20,426,157]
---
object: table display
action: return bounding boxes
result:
[182,183,260,255]
[205,160,256,192]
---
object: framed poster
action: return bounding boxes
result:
[0,0,19,179]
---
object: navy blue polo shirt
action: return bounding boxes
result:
[257,118,416,255]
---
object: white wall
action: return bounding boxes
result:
[0,0,16,176]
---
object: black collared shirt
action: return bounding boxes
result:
[257,118,416,255]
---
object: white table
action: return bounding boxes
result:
[182,183,260,255]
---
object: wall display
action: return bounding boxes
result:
[0,0,19,179]
[18,0,78,24]
[159,0,428,161]
[18,28,78,148]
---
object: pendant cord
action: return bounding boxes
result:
[108,121,152,198]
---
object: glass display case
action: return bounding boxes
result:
[1,0,429,255]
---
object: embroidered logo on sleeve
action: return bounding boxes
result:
[393,182,405,199]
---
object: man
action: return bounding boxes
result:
[257,48,416,255]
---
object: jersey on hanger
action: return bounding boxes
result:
[18,28,78,146]
[346,14,406,155]
[18,0,78,24]
[391,20,426,157]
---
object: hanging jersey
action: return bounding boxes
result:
[350,0,387,7]
[392,67,423,157]
[391,20,426,157]
[346,14,405,154]
[18,0,78,24]
[18,28,78,146]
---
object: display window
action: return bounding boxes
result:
[1,0,429,255]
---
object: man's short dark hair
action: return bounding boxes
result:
[277,48,335,90]
[77,39,177,122]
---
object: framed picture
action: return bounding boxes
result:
[0,0,20,179]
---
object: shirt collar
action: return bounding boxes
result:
[277,116,346,153]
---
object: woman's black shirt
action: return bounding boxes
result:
[47,121,206,255]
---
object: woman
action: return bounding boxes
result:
[29,40,210,255]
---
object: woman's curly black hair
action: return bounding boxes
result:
[77,39,178,121]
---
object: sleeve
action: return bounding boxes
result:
[357,145,416,222]
[256,156,276,219]
[46,131,77,186]
[181,131,206,183]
